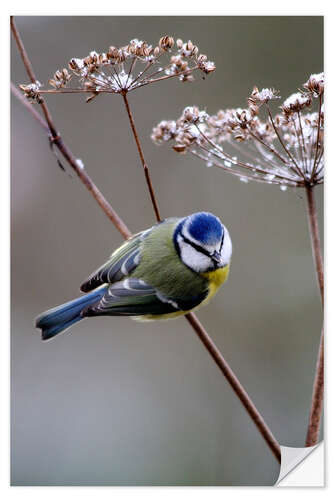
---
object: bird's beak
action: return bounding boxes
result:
[211,250,223,266]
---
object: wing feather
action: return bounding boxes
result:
[81,278,208,318]
[80,230,149,292]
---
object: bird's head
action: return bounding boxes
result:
[174,212,232,273]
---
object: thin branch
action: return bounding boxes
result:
[305,186,324,304]
[304,185,324,447]
[10,17,37,83]
[12,16,281,464]
[305,328,324,447]
[185,313,281,462]
[121,91,162,222]
[11,83,49,131]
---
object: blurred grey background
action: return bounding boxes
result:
[11,16,323,486]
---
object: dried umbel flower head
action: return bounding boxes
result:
[152,72,324,189]
[49,68,71,89]
[182,106,209,124]
[19,36,215,103]
[159,36,175,51]
[303,72,324,97]
[281,92,312,118]
[19,81,42,103]
[248,86,279,108]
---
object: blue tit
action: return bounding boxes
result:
[36,212,232,340]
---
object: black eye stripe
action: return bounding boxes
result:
[220,228,225,252]
[180,232,213,259]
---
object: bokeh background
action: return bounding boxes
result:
[11,16,323,486]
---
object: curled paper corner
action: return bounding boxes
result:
[276,441,324,486]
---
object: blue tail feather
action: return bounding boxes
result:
[35,286,106,341]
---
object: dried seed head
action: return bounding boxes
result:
[281,92,312,117]
[99,53,109,64]
[181,106,208,124]
[115,48,128,63]
[107,46,118,60]
[19,81,42,102]
[49,68,71,89]
[174,126,200,150]
[180,73,195,83]
[201,60,216,74]
[68,58,85,72]
[151,120,178,143]
[165,55,192,80]
[248,86,280,107]
[230,108,255,131]
[197,54,216,74]
[173,144,188,153]
[89,51,99,63]
[128,39,153,58]
[152,71,324,189]
[178,40,199,57]
[303,72,324,97]
[159,36,174,51]
[25,35,216,102]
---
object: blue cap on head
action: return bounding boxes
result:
[186,212,223,246]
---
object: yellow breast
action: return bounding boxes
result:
[201,265,230,303]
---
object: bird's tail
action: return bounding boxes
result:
[35,286,106,341]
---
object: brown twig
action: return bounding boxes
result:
[11,16,281,464]
[185,313,281,462]
[305,185,324,446]
[11,83,49,131]
[121,91,162,222]
[305,186,324,305]
[305,328,324,447]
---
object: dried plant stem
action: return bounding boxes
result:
[121,92,162,222]
[120,89,281,463]
[305,328,324,447]
[11,83,48,131]
[305,186,324,305]
[185,313,281,462]
[10,18,131,241]
[305,184,324,446]
[12,16,281,464]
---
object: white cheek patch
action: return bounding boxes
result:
[220,227,232,265]
[177,235,212,273]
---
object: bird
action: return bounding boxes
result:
[35,212,232,341]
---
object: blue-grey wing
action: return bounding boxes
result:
[80,229,152,293]
[81,278,208,317]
